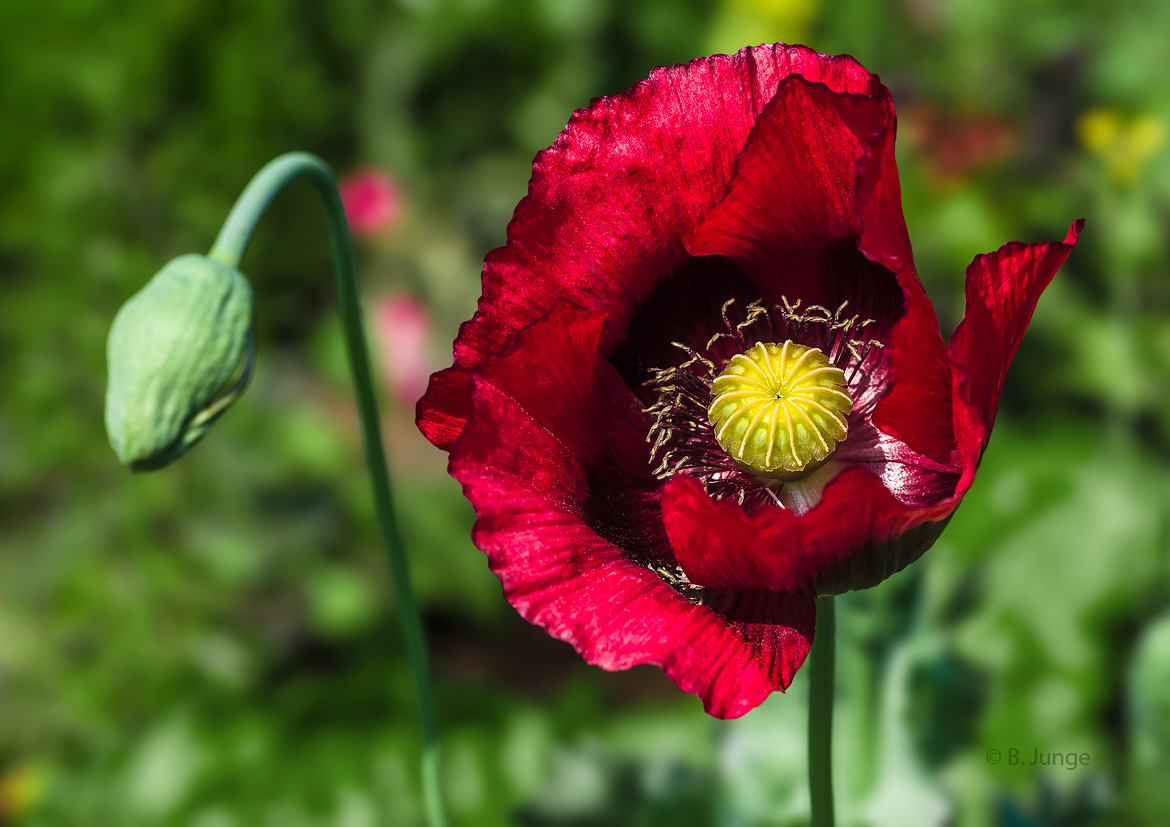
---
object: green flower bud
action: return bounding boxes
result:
[106,254,256,471]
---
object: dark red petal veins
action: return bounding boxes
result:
[466,485,814,719]
[949,220,1084,442]
[698,589,816,705]
[419,45,886,451]
[663,469,956,596]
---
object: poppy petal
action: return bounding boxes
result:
[684,76,902,331]
[949,221,1084,439]
[852,81,962,468]
[869,278,959,467]
[663,469,952,596]
[451,306,818,717]
[683,74,959,468]
[465,304,667,561]
[834,418,961,507]
[419,45,888,450]
[460,469,815,718]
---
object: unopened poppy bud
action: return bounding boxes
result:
[106,253,256,471]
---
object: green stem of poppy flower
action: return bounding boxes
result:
[808,594,836,827]
[210,152,447,827]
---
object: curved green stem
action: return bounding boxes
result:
[212,153,447,827]
[808,595,836,827]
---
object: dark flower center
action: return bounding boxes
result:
[645,298,882,509]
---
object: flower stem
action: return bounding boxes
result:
[808,594,836,827]
[211,152,447,827]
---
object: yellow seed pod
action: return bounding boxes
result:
[707,342,851,480]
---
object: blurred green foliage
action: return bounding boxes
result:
[2,0,1170,824]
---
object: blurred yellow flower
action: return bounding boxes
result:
[1077,108,1164,185]
[731,0,819,17]
[0,764,47,821]
[708,0,821,55]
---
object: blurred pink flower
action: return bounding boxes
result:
[339,170,402,237]
[375,295,431,405]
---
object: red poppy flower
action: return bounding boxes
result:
[416,44,1081,718]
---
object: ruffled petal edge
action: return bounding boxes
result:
[949,220,1084,446]
[449,303,819,717]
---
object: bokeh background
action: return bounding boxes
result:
[3,0,1170,824]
